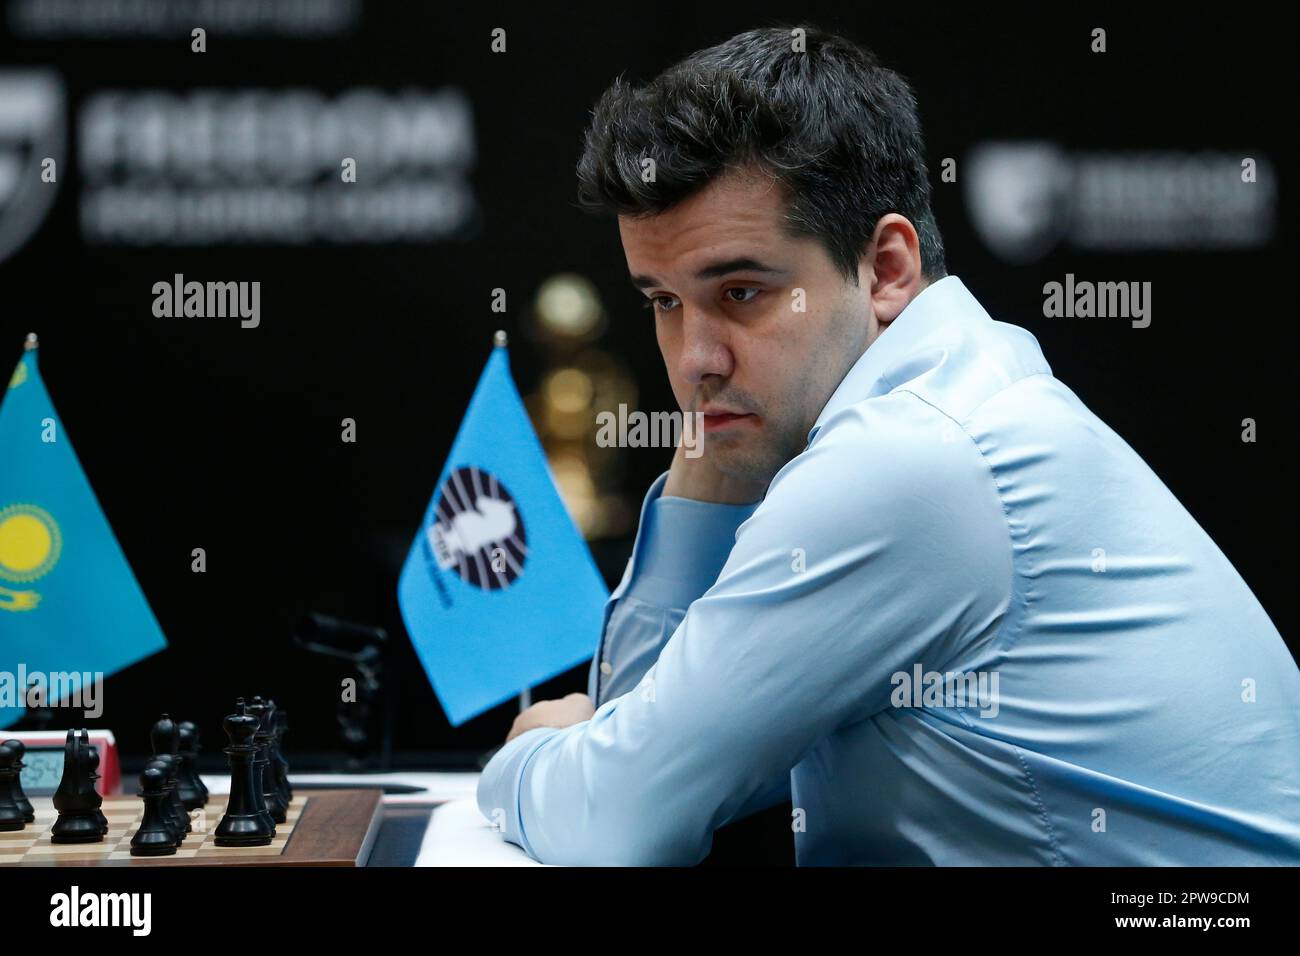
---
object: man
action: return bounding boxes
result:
[476,26,1300,865]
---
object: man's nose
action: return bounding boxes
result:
[678,307,734,386]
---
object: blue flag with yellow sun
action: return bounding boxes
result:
[398,340,609,726]
[0,338,168,727]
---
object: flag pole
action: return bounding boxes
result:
[496,328,531,714]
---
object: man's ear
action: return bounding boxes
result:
[866,214,926,327]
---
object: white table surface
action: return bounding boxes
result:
[414,797,545,866]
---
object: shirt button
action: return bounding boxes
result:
[600,661,613,676]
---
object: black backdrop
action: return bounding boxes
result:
[0,2,1293,764]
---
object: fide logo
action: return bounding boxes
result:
[427,467,527,590]
[0,70,65,266]
[964,141,1072,264]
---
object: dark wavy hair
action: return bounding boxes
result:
[576,25,947,283]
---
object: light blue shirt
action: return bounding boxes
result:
[477,275,1300,865]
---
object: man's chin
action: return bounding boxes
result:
[705,442,786,487]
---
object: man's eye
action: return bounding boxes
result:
[643,295,680,313]
[725,287,761,304]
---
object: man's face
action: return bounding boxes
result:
[619,169,874,485]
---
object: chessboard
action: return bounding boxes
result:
[0,788,382,867]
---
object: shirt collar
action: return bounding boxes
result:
[807,275,989,443]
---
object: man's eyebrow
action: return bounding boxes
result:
[695,257,785,281]
[629,257,786,290]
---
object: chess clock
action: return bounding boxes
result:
[4,730,120,796]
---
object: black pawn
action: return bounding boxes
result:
[215,699,275,847]
[1,740,35,822]
[82,732,109,835]
[248,697,285,824]
[149,715,192,836]
[262,698,288,821]
[0,744,26,832]
[141,763,182,845]
[163,756,192,835]
[130,766,178,856]
[176,721,208,809]
[190,722,211,804]
[147,756,189,841]
[273,707,292,804]
[150,713,180,767]
[80,731,107,835]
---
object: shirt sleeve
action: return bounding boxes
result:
[586,471,762,707]
[583,471,789,821]
[477,395,1012,865]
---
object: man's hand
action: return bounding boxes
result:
[506,692,595,743]
[662,441,767,504]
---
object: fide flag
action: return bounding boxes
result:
[398,337,609,726]
[0,337,168,727]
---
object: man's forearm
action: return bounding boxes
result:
[589,470,762,706]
